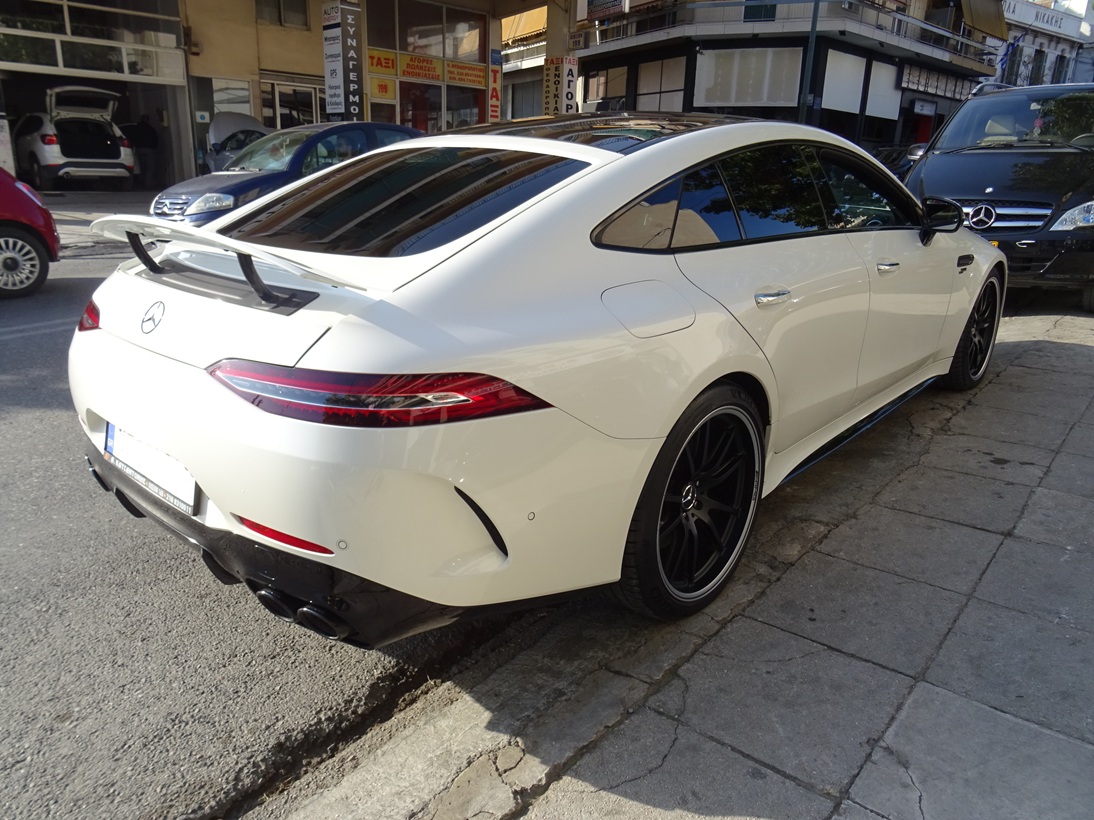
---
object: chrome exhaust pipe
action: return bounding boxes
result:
[254,587,302,622]
[295,604,352,641]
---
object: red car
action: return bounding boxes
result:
[0,167,61,298]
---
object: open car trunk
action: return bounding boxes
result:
[56,119,121,159]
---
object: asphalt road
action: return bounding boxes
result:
[0,253,562,819]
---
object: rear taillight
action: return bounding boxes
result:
[40,134,58,145]
[239,518,334,555]
[120,137,132,149]
[78,300,100,331]
[207,360,551,427]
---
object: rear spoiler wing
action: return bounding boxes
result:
[91,215,360,301]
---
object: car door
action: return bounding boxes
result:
[811,147,957,404]
[671,144,872,454]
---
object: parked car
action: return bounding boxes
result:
[150,121,421,225]
[0,167,61,298]
[72,114,1005,648]
[905,82,1094,311]
[12,86,135,191]
[201,112,272,173]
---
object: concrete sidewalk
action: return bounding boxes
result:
[251,303,1094,820]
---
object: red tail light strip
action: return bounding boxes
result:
[78,300,100,331]
[239,517,334,555]
[208,361,550,427]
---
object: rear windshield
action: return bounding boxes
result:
[935,88,1094,149]
[221,146,588,257]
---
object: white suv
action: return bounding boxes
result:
[13,86,135,191]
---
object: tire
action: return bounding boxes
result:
[0,227,49,299]
[613,384,764,619]
[29,156,52,192]
[939,269,1003,391]
[1082,284,1094,313]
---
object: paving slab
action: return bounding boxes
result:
[1013,486,1094,551]
[918,431,1052,486]
[1042,451,1094,499]
[851,683,1094,820]
[875,464,1032,534]
[1062,422,1094,457]
[927,599,1094,744]
[524,709,834,820]
[650,618,912,794]
[975,537,1094,634]
[748,552,965,675]
[945,402,1072,450]
[972,379,1094,423]
[817,505,1001,593]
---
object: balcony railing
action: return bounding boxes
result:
[586,0,997,72]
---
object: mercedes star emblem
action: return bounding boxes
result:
[968,204,997,230]
[141,301,166,334]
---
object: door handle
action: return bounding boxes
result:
[877,261,900,274]
[755,289,790,306]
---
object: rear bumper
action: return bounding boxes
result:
[45,161,132,181]
[84,445,515,648]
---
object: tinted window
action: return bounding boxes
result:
[813,149,918,229]
[597,178,684,250]
[719,144,827,239]
[672,165,741,248]
[375,127,413,146]
[222,147,588,257]
[15,116,43,138]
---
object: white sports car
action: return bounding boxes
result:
[69,114,1005,648]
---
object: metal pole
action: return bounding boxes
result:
[798,0,820,123]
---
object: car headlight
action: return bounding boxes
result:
[1050,202,1094,230]
[184,193,235,215]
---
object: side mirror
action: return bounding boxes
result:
[907,143,926,162]
[920,196,964,244]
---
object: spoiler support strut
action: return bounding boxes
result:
[236,252,283,305]
[126,231,165,274]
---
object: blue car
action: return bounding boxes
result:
[151,121,421,225]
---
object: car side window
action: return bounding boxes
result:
[304,129,370,174]
[375,127,413,146]
[671,164,741,249]
[812,149,918,230]
[718,144,827,240]
[597,178,684,250]
[15,116,42,139]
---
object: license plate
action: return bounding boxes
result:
[104,423,198,515]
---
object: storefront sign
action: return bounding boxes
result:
[543,56,578,115]
[912,99,937,116]
[399,54,444,82]
[489,50,502,121]
[446,61,487,88]
[340,1,364,120]
[368,49,397,75]
[370,76,395,100]
[322,2,343,114]
[587,0,625,21]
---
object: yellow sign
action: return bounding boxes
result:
[370,76,395,100]
[399,53,443,82]
[445,61,487,88]
[368,49,397,76]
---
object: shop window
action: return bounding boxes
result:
[445,7,486,64]
[367,0,397,49]
[261,82,319,128]
[636,58,685,113]
[400,81,442,132]
[257,0,308,28]
[0,32,58,66]
[213,79,253,116]
[61,40,123,73]
[1051,54,1068,84]
[401,0,444,58]
[0,1,65,34]
[371,102,398,123]
[509,80,542,119]
[586,67,628,110]
[447,85,485,128]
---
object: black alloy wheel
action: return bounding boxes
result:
[940,270,1002,391]
[615,385,764,619]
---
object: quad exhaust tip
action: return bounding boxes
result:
[253,586,353,641]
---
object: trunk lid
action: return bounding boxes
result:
[89,216,384,369]
[47,86,120,120]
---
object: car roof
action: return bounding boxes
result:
[970,82,1094,98]
[276,121,418,135]
[450,112,752,151]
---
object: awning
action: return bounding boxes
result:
[960,0,1008,41]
